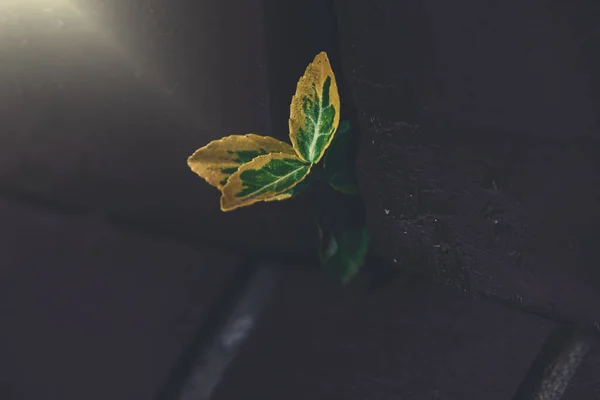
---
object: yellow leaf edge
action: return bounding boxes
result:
[288,51,341,164]
[187,133,295,190]
[220,153,311,212]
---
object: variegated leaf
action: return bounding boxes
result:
[187,134,295,189]
[289,52,340,164]
[220,153,311,211]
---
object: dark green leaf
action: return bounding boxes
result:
[317,225,369,285]
[323,120,359,194]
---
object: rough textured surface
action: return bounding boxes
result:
[0,196,238,400]
[563,345,600,399]
[3,1,599,398]
[0,0,314,255]
[212,269,556,400]
[335,0,600,329]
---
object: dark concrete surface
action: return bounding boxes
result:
[0,196,239,400]
[211,269,558,400]
[0,0,315,256]
[334,0,600,330]
[0,2,328,398]
[563,345,600,400]
[2,0,600,398]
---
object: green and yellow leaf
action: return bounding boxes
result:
[187,134,295,189]
[220,153,311,211]
[289,51,341,164]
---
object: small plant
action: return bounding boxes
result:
[187,52,368,284]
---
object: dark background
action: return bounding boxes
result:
[1,0,598,399]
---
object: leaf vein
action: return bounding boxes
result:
[243,165,306,198]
